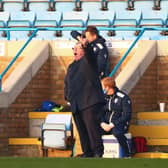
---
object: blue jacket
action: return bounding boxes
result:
[102,87,132,134]
[71,30,110,79]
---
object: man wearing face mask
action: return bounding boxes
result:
[100,77,132,157]
[64,41,105,158]
[71,26,110,79]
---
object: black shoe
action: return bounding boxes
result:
[124,153,131,158]
[75,153,93,158]
[93,154,102,158]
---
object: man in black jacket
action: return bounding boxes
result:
[71,26,109,79]
[100,77,132,157]
[64,42,105,157]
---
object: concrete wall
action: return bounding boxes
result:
[0,40,168,156]
[0,41,49,107]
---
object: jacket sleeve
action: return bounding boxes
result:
[112,97,132,126]
[97,47,108,78]
[84,44,97,66]
[71,31,82,40]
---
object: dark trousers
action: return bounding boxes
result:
[73,103,104,156]
[113,133,130,157]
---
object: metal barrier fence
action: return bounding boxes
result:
[0,26,168,92]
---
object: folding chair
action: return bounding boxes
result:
[41,114,74,157]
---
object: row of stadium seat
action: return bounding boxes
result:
[1,10,167,26]
[1,30,167,40]
[0,10,168,40]
[0,0,168,13]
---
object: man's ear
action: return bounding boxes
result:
[94,34,97,40]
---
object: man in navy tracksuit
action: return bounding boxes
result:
[71,26,110,79]
[100,77,132,157]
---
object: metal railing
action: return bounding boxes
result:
[0,26,168,92]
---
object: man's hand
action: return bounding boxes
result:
[100,122,114,132]
[79,37,88,48]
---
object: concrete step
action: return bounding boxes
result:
[8,138,72,157]
[116,41,157,94]
[0,41,49,108]
[137,112,168,120]
[134,152,168,158]
[0,56,23,82]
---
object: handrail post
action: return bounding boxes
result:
[109,28,145,77]
[7,30,10,40]
[0,28,39,92]
[0,26,168,92]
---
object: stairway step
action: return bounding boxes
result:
[137,112,168,120]
[129,125,168,139]
[9,138,41,145]
[0,56,23,82]
[134,152,168,158]
[28,112,71,119]
[8,138,72,157]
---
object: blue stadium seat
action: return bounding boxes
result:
[108,1,127,11]
[0,12,9,40]
[161,0,168,11]
[113,10,142,40]
[8,11,35,27]
[165,16,168,27]
[134,0,153,13]
[151,35,168,40]
[110,36,124,41]
[60,11,88,39]
[61,11,88,27]
[139,35,150,40]
[107,1,137,39]
[8,11,35,40]
[139,26,162,40]
[87,11,115,39]
[54,1,75,12]
[34,11,62,40]
[114,10,142,27]
[0,11,9,27]
[113,29,137,40]
[81,1,101,12]
[153,35,168,40]
[160,0,168,29]
[75,0,109,11]
[2,0,24,12]
[139,10,167,40]
[28,0,51,12]
[140,10,167,26]
[88,11,115,27]
[112,28,138,41]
